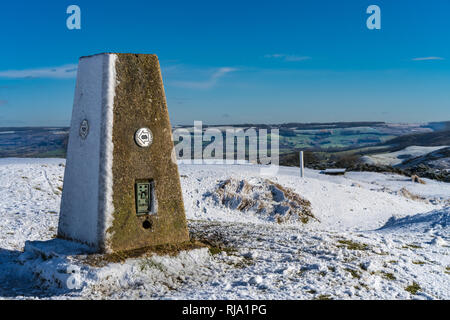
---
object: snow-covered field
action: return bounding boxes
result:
[0,158,448,299]
[361,145,448,166]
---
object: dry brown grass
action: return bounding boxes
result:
[213,178,317,224]
[398,187,427,202]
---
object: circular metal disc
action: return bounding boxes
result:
[135,127,153,148]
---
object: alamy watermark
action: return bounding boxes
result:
[65,5,380,31]
[66,264,82,290]
[367,5,381,30]
[66,5,81,30]
[172,121,280,175]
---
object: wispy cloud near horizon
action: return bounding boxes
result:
[264,54,311,62]
[411,56,445,61]
[0,64,78,79]
[169,67,238,89]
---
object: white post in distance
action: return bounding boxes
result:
[299,151,304,178]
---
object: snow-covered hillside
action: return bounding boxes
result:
[361,145,448,167]
[0,158,448,299]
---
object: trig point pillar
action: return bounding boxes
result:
[58,53,189,253]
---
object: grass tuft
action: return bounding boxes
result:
[337,239,369,250]
[344,268,361,279]
[380,271,396,281]
[402,244,422,250]
[405,282,421,295]
[315,294,332,300]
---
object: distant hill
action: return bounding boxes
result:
[0,121,448,161]
[0,127,68,158]
[192,121,387,130]
[398,146,450,171]
[382,130,450,150]
[423,121,450,131]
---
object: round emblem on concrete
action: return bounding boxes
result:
[135,127,153,148]
[79,119,89,139]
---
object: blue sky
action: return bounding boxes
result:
[0,0,449,126]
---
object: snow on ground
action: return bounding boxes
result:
[0,158,448,299]
[361,145,448,166]
[182,164,449,231]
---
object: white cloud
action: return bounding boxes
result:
[264,54,311,62]
[0,64,78,79]
[169,67,238,89]
[411,57,444,61]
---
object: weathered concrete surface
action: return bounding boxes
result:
[108,53,189,252]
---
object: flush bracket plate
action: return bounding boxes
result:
[135,180,157,216]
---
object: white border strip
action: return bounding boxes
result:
[98,53,118,252]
